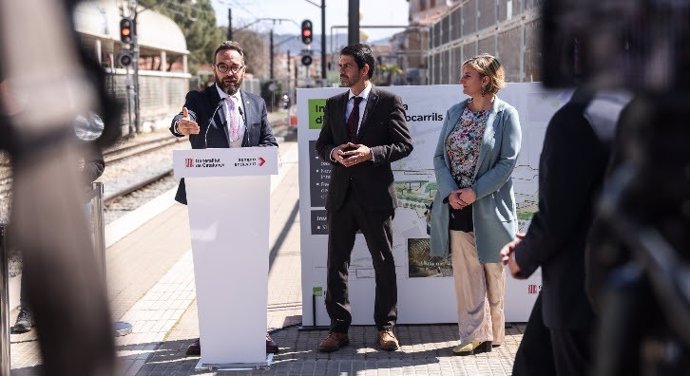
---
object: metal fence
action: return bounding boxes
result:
[1,223,9,376]
[105,70,191,134]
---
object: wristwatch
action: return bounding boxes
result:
[174,120,182,134]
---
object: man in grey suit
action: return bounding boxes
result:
[170,41,278,355]
[315,44,413,352]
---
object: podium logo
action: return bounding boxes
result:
[527,284,542,294]
[186,158,225,168]
[234,157,264,167]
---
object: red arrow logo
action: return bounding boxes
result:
[258,157,266,166]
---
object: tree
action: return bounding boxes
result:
[219,27,268,79]
[375,63,404,86]
[139,0,223,72]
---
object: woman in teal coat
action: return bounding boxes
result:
[430,54,521,356]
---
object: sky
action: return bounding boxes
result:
[210,0,410,42]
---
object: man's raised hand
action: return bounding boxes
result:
[178,107,200,135]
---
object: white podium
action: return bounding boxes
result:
[173,147,278,371]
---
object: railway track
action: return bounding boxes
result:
[103,168,173,204]
[0,135,185,200]
[104,136,181,164]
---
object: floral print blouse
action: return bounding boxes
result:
[445,106,490,188]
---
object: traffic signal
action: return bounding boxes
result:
[301,19,313,45]
[120,17,134,44]
[118,49,133,67]
[301,55,313,66]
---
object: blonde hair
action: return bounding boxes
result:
[462,53,505,95]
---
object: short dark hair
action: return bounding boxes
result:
[340,43,375,78]
[213,41,245,63]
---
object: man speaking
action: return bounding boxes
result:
[170,41,278,356]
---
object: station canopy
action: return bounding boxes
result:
[73,0,189,56]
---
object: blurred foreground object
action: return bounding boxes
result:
[543,0,690,374]
[0,0,121,374]
[542,0,690,91]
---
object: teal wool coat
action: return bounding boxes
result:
[430,97,522,263]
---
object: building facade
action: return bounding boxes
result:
[403,0,543,85]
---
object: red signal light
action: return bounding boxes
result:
[120,18,134,44]
[301,19,313,45]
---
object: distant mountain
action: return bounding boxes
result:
[271,32,348,54]
[369,36,394,45]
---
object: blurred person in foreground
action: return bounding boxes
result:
[500,88,630,375]
[0,0,119,369]
[314,43,413,352]
[170,40,278,356]
[429,54,521,356]
[12,113,105,334]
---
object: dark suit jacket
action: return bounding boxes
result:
[170,85,278,204]
[82,142,105,184]
[513,90,610,329]
[314,86,413,212]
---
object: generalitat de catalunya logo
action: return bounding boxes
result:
[184,157,266,168]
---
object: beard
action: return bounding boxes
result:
[339,71,361,87]
[215,72,243,95]
[339,75,351,87]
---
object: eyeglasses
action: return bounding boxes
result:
[216,63,245,74]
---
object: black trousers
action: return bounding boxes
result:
[514,292,592,376]
[513,292,556,376]
[550,327,592,376]
[325,191,397,333]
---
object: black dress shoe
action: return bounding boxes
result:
[11,308,34,334]
[266,334,279,354]
[187,336,276,356]
[186,339,201,356]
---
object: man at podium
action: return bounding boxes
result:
[169,41,279,356]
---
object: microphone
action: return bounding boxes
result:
[204,99,226,149]
[238,105,249,145]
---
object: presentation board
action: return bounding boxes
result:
[297,84,571,326]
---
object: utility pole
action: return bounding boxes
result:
[321,0,326,80]
[227,8,233,40]
[128,0,141,134]
[348,0,359,45]
[270,29,274,80]
[304,0,327,82]
[236,18,295,82]
[119,16,135,135]
[286,50,291,126]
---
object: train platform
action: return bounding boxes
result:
[7,135,527,376]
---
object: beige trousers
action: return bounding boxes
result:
[450,230,505,345]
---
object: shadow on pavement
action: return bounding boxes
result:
[131,323,526,375]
